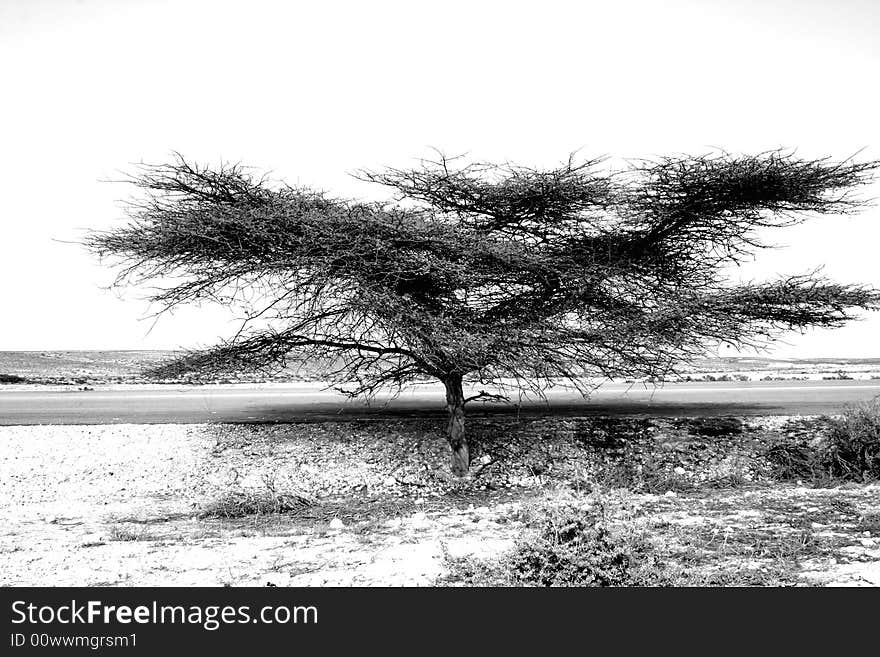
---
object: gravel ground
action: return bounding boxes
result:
[0,422,517,586]
[1,417,877,586]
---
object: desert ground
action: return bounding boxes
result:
[1,352,878,587]
[1,416,878,587]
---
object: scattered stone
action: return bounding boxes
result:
[3,411,877,587]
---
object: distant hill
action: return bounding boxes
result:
[0,350,319,385]
[688,356,880,371]
[1,351,879,386]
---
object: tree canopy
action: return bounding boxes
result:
[87,150,880,475]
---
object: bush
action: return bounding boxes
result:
[0,374,26,384]
[444,494,660,586]
[200,489,312,518]
[821,399,880,481]
[766,400,880,483]
[765,441,818,481]
[199,478,312,518]
[506,500,638,586]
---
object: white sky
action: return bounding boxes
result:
[1,0,878,356]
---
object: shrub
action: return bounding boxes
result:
[444,494,660,586]
[199,489,312,518]
[766,400,880,483]
[765,441,818,481]
[199,478,312,519]
[820,399,880,481]
[0,374,26,384]
[505,500,638,586]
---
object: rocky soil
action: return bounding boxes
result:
[0,416,877,586]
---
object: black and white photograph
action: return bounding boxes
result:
[2,0,879,642]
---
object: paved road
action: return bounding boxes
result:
[1,380,879,425]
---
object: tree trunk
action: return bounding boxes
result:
[443,374,469,477]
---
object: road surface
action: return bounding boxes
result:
[1,380,879,425]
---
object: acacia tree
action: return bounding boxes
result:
[87,151,880,476]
